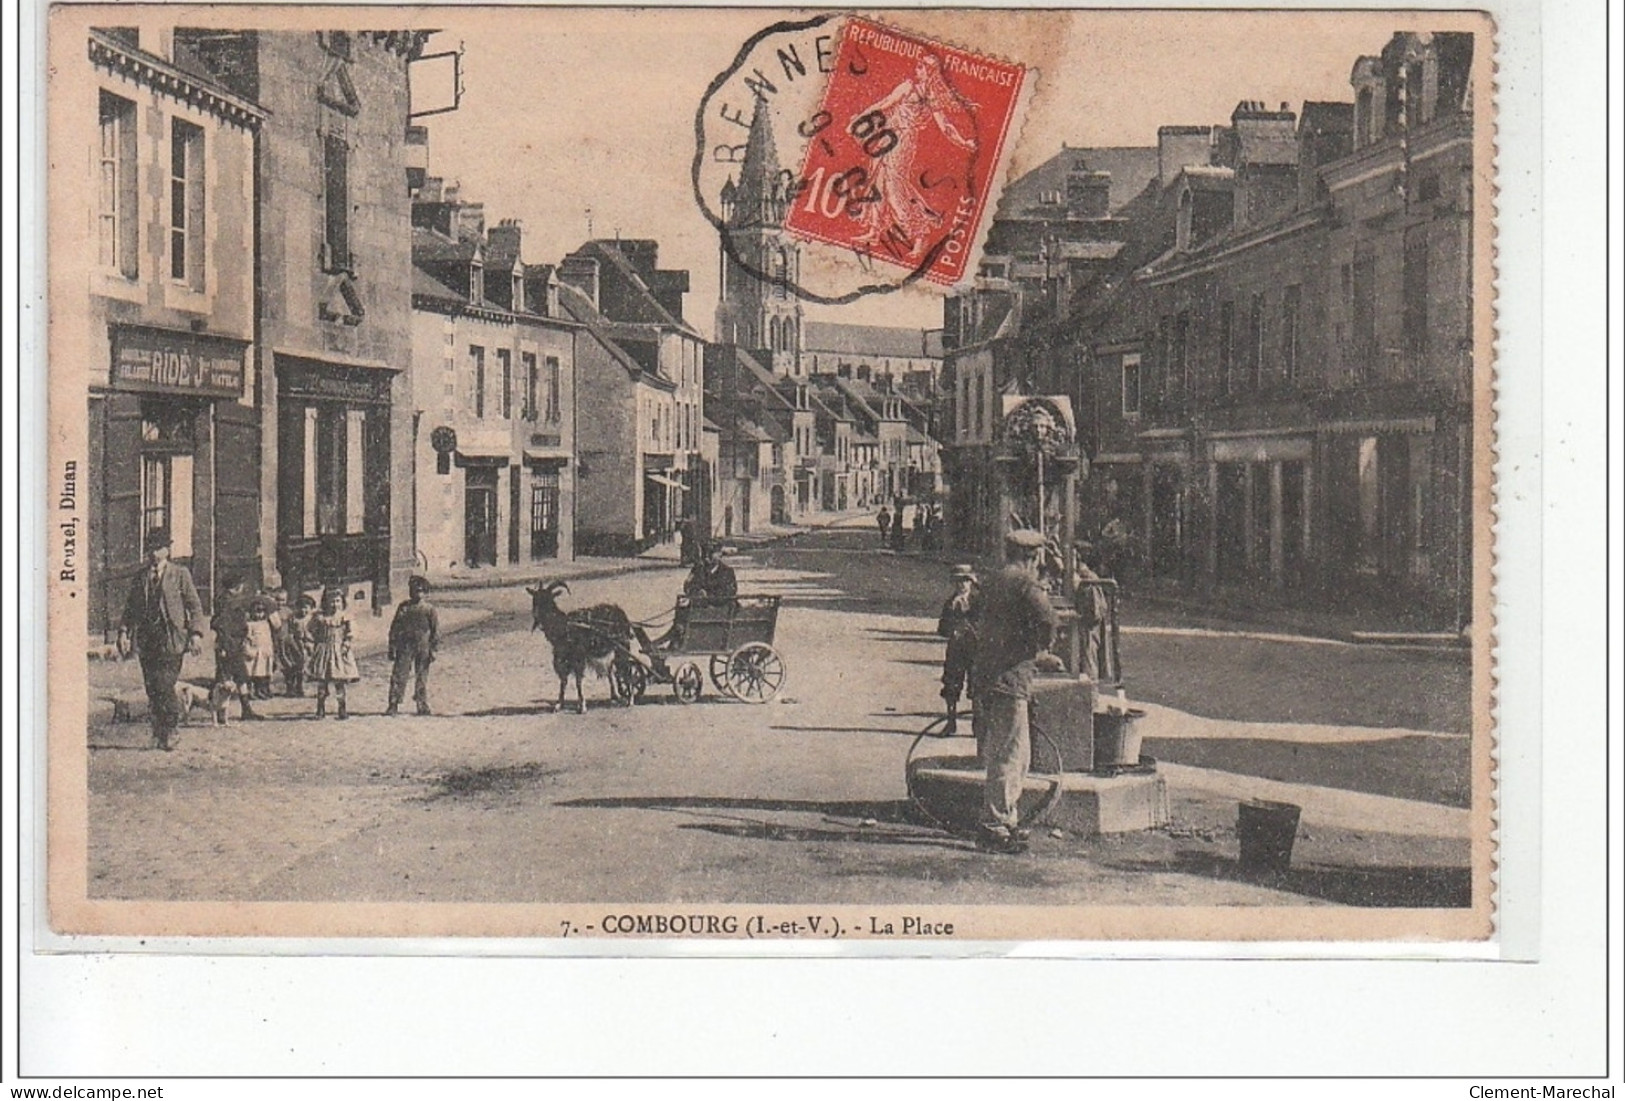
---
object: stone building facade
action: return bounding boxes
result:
[67,26,265,634]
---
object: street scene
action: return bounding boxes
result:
[85,517,1471,910]
[49,9,1492,935]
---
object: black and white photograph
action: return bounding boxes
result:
[46,6,1497,942]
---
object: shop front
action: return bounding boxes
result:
[275,357,395,611]
[89,325,256,634]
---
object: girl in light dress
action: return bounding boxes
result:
[306,587,361,720]
[243,597,278,700]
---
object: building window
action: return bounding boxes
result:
[522,352,538,421]
[98,91,138,278]
[1282,285,1302,384]
[1121,354,1142,417]
[1247,293,1264,390]
[470,262,484,305]
[1217,301,1235,395]
[512,273,525,313]
[322,133,349,272]
[169,118,204,287]
[1402,226,1430,361]
[545,356,561,423]
[1351,250,1377,379]
[497,348,513,419]
[471,346,486,418]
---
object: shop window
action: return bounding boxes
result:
[141,454,195,559]
[530,469,561,560]
[169,118,205,287]
[98,91,138,278]
[545,356,561,423]
[345,410,366,534]
[322,133,350,271]
[497,348,513,419]
[1120,354,1141,417]
[522,352,538,421]
[300,405,372,537]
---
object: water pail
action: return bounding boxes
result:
[1237,799,1301,873]
[1093,707,1146,767]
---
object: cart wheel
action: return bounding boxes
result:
[672,662,704,704]
[726,643,785,704]
[611,658,647,705]
[709,654,734,697]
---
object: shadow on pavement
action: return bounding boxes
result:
[1104,850,1472,908]
[768,723,921,737]
[558,794,914,818]
[1143,736,1471,808]
[559,794,974,852]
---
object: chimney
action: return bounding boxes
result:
[1066,166,1112,219]
[1157,125,1212,188]
[453,201,485,244]
[559,255,601,310]
[487,219,524,265]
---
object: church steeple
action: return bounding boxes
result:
[716,92,803,376]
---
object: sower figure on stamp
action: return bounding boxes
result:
[969,529,1062,855]
[385,575,439,716]
[116,527,205,751]
[936,564,979,736]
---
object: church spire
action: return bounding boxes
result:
[734,93,782,226]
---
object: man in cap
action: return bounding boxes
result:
[683,541,738,605]
[385,575,439,716]
[935,564,979,735]
[969,528,1061,854]
[116,528,205,750]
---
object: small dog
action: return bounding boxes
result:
[111,680,239,727]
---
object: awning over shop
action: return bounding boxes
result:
[455,446,511,466]
[523,449,569,465]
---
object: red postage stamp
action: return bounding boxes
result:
[784,17,1028,287]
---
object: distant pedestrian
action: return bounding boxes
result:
[281,594,316,697]
[307,587,361,720]
[876,506,892,546]
[891,504,908,552]
[936,564,979,736]
[970,529,1061,855]
[210,574,260,721]
[386,575,439,716]
[116,527,205,751]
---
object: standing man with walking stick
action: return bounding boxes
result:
[116,528,204,751]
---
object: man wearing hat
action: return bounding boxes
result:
[683,541,738,605]
[969,528,1061,854]
[385,575,439,716]
[935,564,979,735]
[116,528,205,750]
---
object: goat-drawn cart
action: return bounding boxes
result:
[621,595,786,705]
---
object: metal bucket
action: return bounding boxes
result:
[1093,707,1146,767]
[1237,799,1302,873]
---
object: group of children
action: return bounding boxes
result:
[210,576,438,721]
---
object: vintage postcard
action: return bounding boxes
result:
[45,5,1497,944]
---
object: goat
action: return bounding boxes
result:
[526,580,638,713]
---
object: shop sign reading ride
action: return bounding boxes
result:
[111,326,246,399]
